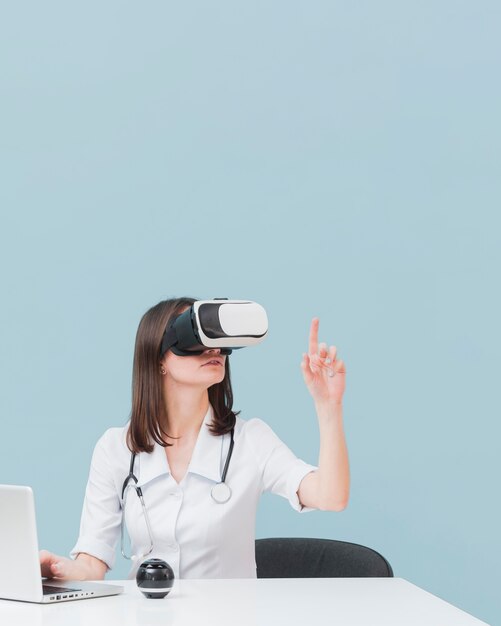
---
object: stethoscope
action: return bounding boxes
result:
[120,428,235,560]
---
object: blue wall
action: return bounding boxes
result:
[1,2,499,623]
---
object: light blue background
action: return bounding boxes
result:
[1,2,499,624]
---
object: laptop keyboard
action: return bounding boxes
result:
[43,584,82,595]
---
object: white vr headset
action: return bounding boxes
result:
[161,299,268,357]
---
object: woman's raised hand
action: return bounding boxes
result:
[300,318,346,406]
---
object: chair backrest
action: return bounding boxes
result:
[255,538,393,578]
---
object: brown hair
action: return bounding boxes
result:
[126,296,239,454]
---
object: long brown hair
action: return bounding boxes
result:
[126,297,239,454]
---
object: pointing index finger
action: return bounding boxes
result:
[309,317,319,355]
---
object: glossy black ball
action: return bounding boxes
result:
[136,558,175,599]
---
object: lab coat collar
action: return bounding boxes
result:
[136,404,222,486]
[136,437,169,487]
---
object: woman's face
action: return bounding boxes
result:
[160,347,227,388]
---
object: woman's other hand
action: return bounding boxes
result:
[40,550,76,580]
[40,549,107,581]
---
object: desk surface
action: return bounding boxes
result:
[0,578,489,626]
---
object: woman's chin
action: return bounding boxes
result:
[203,370,225,384]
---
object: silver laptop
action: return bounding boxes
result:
[0,485,123,603]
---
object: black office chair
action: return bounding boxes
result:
[255,538,393,578]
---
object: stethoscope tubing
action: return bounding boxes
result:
[120,428,235,559]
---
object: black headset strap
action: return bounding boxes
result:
[220,428,235,484]
[121,453,138,500]
[160,327,178,357]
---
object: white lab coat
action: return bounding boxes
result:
[70,405,317,579]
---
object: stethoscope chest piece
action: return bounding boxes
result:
[211,482,232,504]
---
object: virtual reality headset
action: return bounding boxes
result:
[161,299,268,357]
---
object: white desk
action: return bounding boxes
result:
[0,578,490,626]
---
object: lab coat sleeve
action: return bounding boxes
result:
[246,418,317,512]
[69,428,122,569]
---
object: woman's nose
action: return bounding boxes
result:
[204,348,221,355]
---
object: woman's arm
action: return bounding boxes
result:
[296,318,350,511]
[40,549,108,581]
[297,401,349,511]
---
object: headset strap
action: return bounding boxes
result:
[160,327,178,356]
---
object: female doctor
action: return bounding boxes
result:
[40,297,349,580]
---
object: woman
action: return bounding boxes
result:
[40,296,349,580]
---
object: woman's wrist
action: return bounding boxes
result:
[75,553,108,580]
[73,557,93,580]
[314,400,343,421]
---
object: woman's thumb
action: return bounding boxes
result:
[51,560,65,577]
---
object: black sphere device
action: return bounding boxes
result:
[136,558,175,599]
